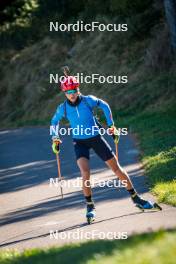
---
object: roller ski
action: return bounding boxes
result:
[86,202,96,224]
[131,193,162,212]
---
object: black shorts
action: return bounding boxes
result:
[73,135,114,161]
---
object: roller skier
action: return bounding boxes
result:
[51,67,162,224]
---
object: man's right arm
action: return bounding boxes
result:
[50,104,64,138]
[50,104,65,154]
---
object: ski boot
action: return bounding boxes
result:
[131,193,162,212]
[86,202,96,224]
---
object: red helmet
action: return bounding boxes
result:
[61,76,79,91]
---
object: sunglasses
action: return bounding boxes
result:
[65,90,78,94]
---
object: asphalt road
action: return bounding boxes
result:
[0,127,176,250]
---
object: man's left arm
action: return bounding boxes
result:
[87,95,114,126]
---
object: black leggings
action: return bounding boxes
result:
[73,135,114,161]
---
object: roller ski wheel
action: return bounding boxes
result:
[86,202,96,225]
[87,214,95,224]
[136,201,162,212]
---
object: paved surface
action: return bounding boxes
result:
[0,127,176,251]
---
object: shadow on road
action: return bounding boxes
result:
[0,128,149,228]
[0,211,145,247]
[0,128,141,194]
[0,169,148,228]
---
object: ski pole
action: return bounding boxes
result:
[109,125,119,161]
[56,153,64,199]
[115,138,119,161]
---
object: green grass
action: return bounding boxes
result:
[118,106,176,206]
[0,230,175,264]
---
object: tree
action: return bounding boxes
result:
[164,0,176,52]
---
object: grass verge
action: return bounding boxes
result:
[118,106,176,206]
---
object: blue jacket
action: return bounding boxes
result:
[51,95,114,139]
